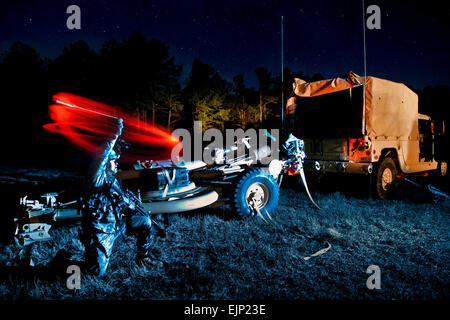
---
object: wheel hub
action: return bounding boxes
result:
[440,162,448,176]
[381,168,393,191]
[246,182,269,209]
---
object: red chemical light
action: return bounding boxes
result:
[43,92,180,163]
[396,172,429,178]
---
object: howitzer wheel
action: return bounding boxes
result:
[232,168,279,220]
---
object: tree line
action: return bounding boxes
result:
[0,32,326,132]
[0,31,448,167]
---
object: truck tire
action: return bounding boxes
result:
[374,157,398,199]
[437,161,448,177]
[232,168,279,220]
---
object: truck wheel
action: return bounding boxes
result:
[438,162,448,177]
[232,168,279,220]
[374,157,398,199]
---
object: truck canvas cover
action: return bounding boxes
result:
[287,73,419,141]
[364,76,418,141]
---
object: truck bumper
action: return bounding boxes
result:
[303,160,373,175]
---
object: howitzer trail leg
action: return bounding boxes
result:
[298,162,321,209]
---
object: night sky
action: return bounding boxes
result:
[1,0,449,89]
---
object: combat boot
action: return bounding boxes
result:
[135,252,163,268]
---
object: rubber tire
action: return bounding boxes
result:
[374,157,398,199]
[232,168,280,220]
[437,161,448,177]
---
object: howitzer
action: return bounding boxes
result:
[15,193,82,246]
[12,92,322,246]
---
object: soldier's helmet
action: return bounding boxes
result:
[109,149,119,161]
[109,139,125,161]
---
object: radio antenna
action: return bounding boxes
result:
[362,0,368,135]
[281,15,284,136]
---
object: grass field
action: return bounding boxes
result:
[0,170,448,300]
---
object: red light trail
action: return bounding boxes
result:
[43,92,180,163]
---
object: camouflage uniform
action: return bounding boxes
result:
[80,120,153,277]
[80,176,153,277]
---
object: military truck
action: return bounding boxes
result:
[285,73,447,199]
